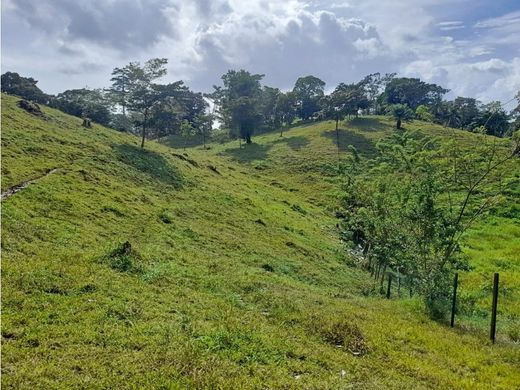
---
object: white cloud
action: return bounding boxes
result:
[1,0,519,104]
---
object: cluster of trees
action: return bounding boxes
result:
[339,131,520,319]
[1,62,212,149]
[2,62,519,148]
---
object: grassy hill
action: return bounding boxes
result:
[2,93,519,389]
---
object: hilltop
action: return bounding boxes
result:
[1,93,519,389]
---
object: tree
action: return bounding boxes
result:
[511,91,520,134]
[52,88,111,126]
[359,72,396,114]
[415,105,433,122]
[274,92,296,136]
[340,131,520,319]
[212,69,264,144]
[108,66,132,117]
[475,101,510,137]
[260,86,281,131]
[452,97,480,130]
[292,75,325,120]
[123,58,168,148]
[384,77,448,111]
[332,82,370,118]
[192,112,213,149]
[1,72,49,103]
[387,104,414,129]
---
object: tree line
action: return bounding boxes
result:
[2,59,520,148]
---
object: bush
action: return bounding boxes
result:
[101,241,144,274]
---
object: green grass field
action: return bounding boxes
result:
[2,93,519,388]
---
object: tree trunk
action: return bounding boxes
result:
[203,130,206,149]
[396,118,402,129]
[380,264,387,286]
[335,116,340,159]
[246,132,252,144]
[141,109,148,149]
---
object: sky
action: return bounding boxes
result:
[2,0,519,107]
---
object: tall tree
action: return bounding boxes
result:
[275,92,296,136]
[260,86,281,130]
[475,101,510,137]
[452,97,481,130]
[212,69,264,144]
[123,58,168,148]
[384,77,448,110]
[511,91,520,134]
[359,72,396,114]
[292,75,325,120]
[108,66,132,117]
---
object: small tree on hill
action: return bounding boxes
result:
[387,104,414,129]
[415,105,433,122]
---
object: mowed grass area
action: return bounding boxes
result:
[1,93,519,388]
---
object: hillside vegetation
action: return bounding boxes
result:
[1,93,519,389]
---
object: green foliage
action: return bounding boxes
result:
[415,105,433,122]
[51,88,111,126]
[292,75,326,120]
[100,241,144,273]
[384,77,448,110]
[386,104,414,129]
[212,69,264,143]
[339,129,516,319]
[1,71,49,103]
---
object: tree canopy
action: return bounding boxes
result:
[1,72,49,104]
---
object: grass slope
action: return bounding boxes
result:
[1,93,519,389]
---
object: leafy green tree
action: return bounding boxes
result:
[192,112,213,149]
[292,75,325,120]
[452,97,480,129]
[415,105,433,122]
[108,66,132,117]
[260,86,281,130]
[511,91,520,134]
[1,72,49,103]
[52,88,111,126]
[386,104,414,129]
[212,69,264,144]
[340,130,519,319]
[475,101,510,137]
[360,72,396,114]
[274,92,296,136]
[332,82,370,117]
[123,58,168,148]
[384,77,448,110]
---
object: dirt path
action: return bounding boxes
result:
[1,168,58,201]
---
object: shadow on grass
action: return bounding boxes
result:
[272,135,310,151]
[159,133,205,149]
[322,128,377,157]
[349,117,389,132]
[112,143,183,188]
[220,142,272,163]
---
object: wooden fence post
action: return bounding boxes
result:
[386,274,392,299]
[490,273,499,343]
[450,273,458,327]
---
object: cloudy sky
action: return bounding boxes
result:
[2,0,519,106]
